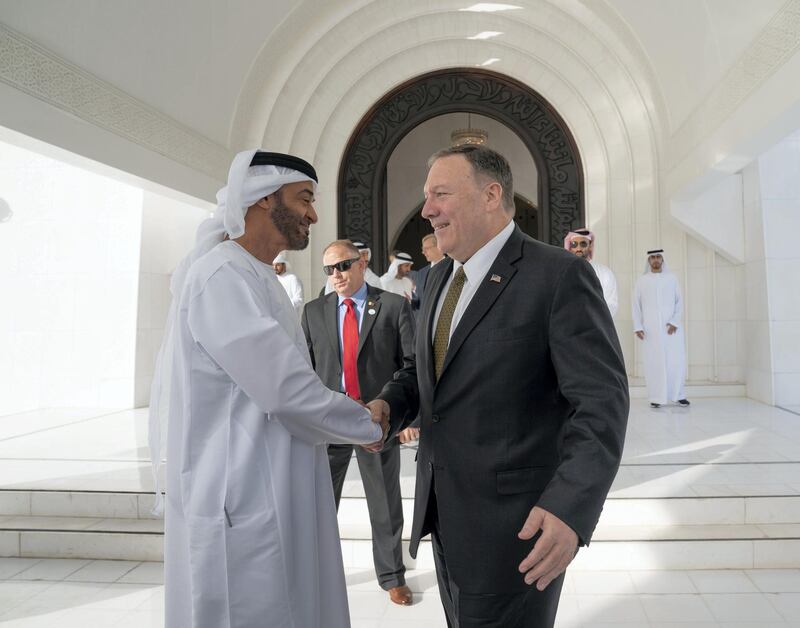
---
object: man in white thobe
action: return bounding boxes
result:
[273,250,304,316]
[323,239,381,295]
[632,248,690,408]
[148,149,388,628]
[564,228,618,317]
[380,251,414,300]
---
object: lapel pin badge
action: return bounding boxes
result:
[368,308,376,315]
[490,274,502,283]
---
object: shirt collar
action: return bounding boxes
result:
[454,220,515,285]
[338,281,368,306]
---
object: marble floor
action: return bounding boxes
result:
[0,558,799,627]
[1,396,800,626]
[2,397,800,496]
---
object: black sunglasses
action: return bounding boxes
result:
[323,258,360,276]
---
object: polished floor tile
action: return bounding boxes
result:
[0,564,797,626]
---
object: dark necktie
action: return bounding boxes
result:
[342,298,361,400]
[433,266,467,379]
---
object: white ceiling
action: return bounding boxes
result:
[606,0,787,131]
[0,0,792,174]
[0,0,296,146]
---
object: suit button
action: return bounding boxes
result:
[432,414,440,423]
[428,461,434,471]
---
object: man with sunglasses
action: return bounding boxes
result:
[301,239,418,606]
[563,228,619,316]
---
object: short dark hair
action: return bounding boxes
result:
[428,145,514,212]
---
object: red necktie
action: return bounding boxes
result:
[342,298,361,400]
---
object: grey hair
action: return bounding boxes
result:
[428,144,514,212]
[323,239,360,259]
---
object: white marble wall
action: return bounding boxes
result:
[133,192,210,408]
[742,161,773,403]
[0,142,142,415]
[758,131,800,407]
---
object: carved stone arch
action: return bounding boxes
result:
[338,68,584,273]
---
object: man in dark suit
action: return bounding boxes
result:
[301,239,417,606]
[411,233,444,315]
[368,146,629,627]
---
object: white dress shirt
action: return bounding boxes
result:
[432,220,516,342]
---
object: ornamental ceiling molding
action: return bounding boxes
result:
[0,23,229,180]
[668,0,800,167]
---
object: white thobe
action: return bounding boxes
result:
[364,267,382,289]
[165,240,381,628]
[380,274,413,299]
[590,260,619,317]
[632,271,686,404]
[276,271,304,316]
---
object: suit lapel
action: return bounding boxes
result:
[357,287,381,358]
[324,292,340,359]
[439,228,524,380]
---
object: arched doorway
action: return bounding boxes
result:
[338,68,584,273]
[392,194,539,268]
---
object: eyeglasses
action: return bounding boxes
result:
[323,258,360,275]
[569,240,591,249]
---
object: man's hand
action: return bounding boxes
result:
[667,324,677,335]
[361,399,390,453]
[397,427,420,444]
[635,330,644,340]
[517,506,578,591]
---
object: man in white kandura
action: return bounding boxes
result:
[563,228,618,317]
[273,250,304,316]
[380,251,414,300]
[632,248,690,409]
[148,149,388,628]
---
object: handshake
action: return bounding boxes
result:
[359,399,390,453]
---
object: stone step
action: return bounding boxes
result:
[343,533,800,572]
[627,382,746,399]
[0,490,160,519]
[1,513,798,570]
[338,494,800,527]
[5,489,799,526]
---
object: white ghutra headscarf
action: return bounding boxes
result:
[147,149,318,514]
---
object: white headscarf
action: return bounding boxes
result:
[643,249,670,274]
[148,149,317,514]
[383,251,413,280]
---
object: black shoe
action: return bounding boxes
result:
[678,399,691,406]
[650,403,661,408]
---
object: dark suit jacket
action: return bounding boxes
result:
[301,284,417,444]
[378,226,629,594]
[411,262,434,312]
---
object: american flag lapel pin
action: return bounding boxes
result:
[490,274,502,283]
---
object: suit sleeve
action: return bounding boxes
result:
[377,302,420,433]
[536,258,629,545]
[387,297,418,435]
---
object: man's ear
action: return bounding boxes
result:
[255,196,272,210]
[484,181,503,211]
